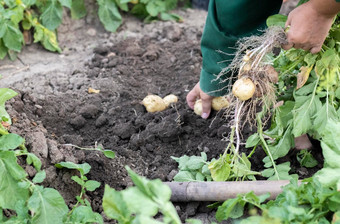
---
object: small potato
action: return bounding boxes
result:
[163,94,178,107]
[232,77,255,101]
[212,96,230,111]
[142,95,167,112]
[194,99,203,116]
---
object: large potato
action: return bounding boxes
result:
[232,77,255,101]
[142,95,167,112]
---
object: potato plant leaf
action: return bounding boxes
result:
[173,170,195,181]
[103,185,135,222]
[0,133,24,151]
[69,205,104,224]
[97,0,122,32]
[0,88,17,124]
[27,186,68,224]
[39,0,63,30]
[55,161,91,175]
[84,180,101,191]
[208,158,231,181]
[32,170,46,183]
[0,151,29,210]
[71,0,87,19]
[1,20,23,52]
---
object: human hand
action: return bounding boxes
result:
[282,0,335,54]
[186,82,213,119]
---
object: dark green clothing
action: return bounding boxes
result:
[200,0,282,96]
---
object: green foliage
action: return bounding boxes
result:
[296,150,318,168]
[217,177,340,223]
[0,0,182,58]
[56,161,103,224]
[103,166,183,224]
[171,152,212,181]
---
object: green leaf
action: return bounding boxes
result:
[126,166,152,196]
[0,88,17,123]
[121,187,158,216]
[208,158,231,181]
[71,175,85,186]
[55,162,91,175]
[266,14,287,28]
[58,0,71,8]
[246,133,260,148]
[269,162,292,180]
[102,185,132,223]
[40,0,63,30]
[27,187,68,224]
[186,156,205,170]
[0,151,29,210]
[26,152,42,171]
[313,103,338,135]
[103,150,115,159]
[70,206,103,224]
[0,39,8,59]
[0,88,17,106]
[216,197,245,221]
[32,170,46,183]
[171,155,189,170]
[71,0,87,19]
[146,0,165,16]
[173,170,195,181]
[296,150,318,168]
[186,219,202,224]
[84,180,101,191]
[292,95,321,137]
[269,126,294,159]
[147,179,172,203]
[33,25,61,52]
[97,0,122,32]
[0,134,24,151]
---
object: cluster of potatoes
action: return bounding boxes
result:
[142,94,230,115]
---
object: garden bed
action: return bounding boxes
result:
[0,2,323,223]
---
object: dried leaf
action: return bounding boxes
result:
[88,87,100,94]
[1,121,10,130]
[296,66,313,89]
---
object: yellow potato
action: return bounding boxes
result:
[212,96,230,111]
[163,94,178,107]
[142,95,167,112]
[194,99,203,116]
[232,78,255,101]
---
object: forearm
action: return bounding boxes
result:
[309,0,340,17]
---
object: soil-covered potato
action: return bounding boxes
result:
[194,99,203,116]
[142,95,167,112]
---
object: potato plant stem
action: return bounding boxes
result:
[256,113,280,180]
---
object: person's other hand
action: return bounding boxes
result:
[282,1,335,54]
[186,82,213,119]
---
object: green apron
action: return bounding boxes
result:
[199,0,282,96]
